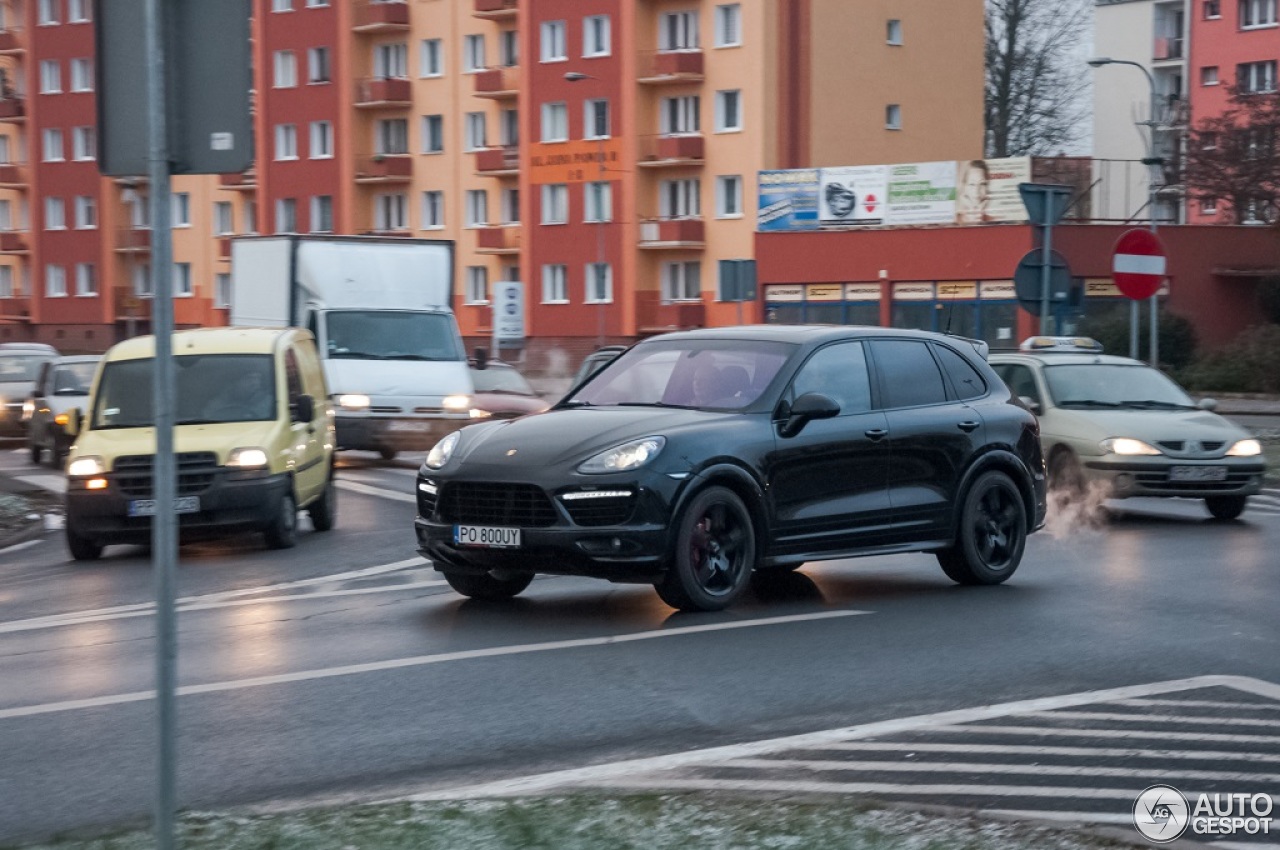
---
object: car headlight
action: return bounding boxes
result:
[443,394,471,413]
[21,399,34,420]
[336,393,370,411]
[425,430,461,469]
[1100,437,1162,456]
[578,436,666,474]
[1226,438,1263,457]
[469,408,492,419]
[67,455,106,476]
[227,446,269,469]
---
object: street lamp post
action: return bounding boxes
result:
[1088,56,1162,367]
[565,71,608,348]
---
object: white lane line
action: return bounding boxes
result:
[986,810,1135,826]
[931,725,1280,745]
[403,675,1280,802]
[0,609,869,721]
[0,539,41,558]
[821,742,1280,763]
[694,758,1280,784]
[335,479,415,503]
[1115,697,1280,711]
[1029,710,1280,729]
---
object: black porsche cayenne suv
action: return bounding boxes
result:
[415,326,1047,611]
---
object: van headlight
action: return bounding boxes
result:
[1226,439,1262,457]
[68,455,107,476]
[21,399,35,420]
[336,393,370,411]
[443,394,471,412]
[425,431,460,469]
[227,447,269,469]
[1100,437,1161,456]
[578,437,666,474]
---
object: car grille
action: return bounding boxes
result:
[560,493,637,527]
[1135,469,1256,492]
[438,482,557,527]
[113,453,219,498]
[1155,440,1227,455]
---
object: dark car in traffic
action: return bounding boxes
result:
[415,326,1047,611]
[468,361,551,420]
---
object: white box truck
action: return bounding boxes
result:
[230,235,473,460]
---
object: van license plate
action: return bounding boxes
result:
[1169,466,1227,482]
[454,525,521,548]
[128,497,201,517]
[387,420,430,433]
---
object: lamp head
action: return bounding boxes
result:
[564,71,594,82]
[1086,57,1114,67]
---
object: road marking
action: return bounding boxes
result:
[0,609,869,721]
[335,479,415,503]
[1115,697,1280,711]
[0,539,41,557]
[1026,709,1280,729]
[821,741,1280,763]
[930,724,1280,745]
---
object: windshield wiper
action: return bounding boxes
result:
[1057,399,1122,408]
[1120,399,1198,410]
[330,351,388,359]
[615,401,695,409]
[559,399,594,408]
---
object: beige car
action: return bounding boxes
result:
[989,338,1267,520]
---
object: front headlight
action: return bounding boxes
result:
[227,446,269,469]
[68,455,106,476]
[578,436,666,474]
[337,393,370,411]
[21,399,34,420]
[425,430,461,469]
[443,394,471,413]
[469,408,493,419]
[1100,437,1162,456]
[1226,438,1263,457]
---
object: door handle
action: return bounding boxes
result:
[864,428,888,441]
[957,421,980,433]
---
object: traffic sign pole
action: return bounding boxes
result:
[1111,228,1168,364]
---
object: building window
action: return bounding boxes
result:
[1240,0,1277,27]
[0,267,14,298]
[42,129,63,161]
[465,112,487,151]
[69,0,90,22]
[308,47,331,84]
[887,18,905,44]
[422,190,444,228]
[39,60,61,94]
[46,265,66,298]
[715,89,742,132]
[133,263,152,297]
[716,175,742,217]
[661,95,700,135]
[38,0,58,25]
[420,39,443,77]
[715,4,741,47]
[542,264,568,303]
[214,201,233,236]
[74,263,96,297]
[1202,66,1219,85]
[422,115,444,153]
[310,120,333,158]
[465,266,489,304]
[172,192,190,227]
[244,201,257,234]
[584,15,611,57]
[585,263,612,303]
[72,126,95,160]
[501,108,519,146]
[275,124,298,159]
[272,0,293,10]
[541,101,568,142]
[1238,60,1277,92]
[374,43,408,78]
[886,103,902,129]
[541,183,568,224]
[1205,0,1222,16]
[541,20,567,61]
[500,29,519,66]
[465,189,488,227]
[70,58,93,92]
[584,181,611,222]
[464,34,485,72]
[662,261,701,301]
[75,195,96,229]
[1201,196,1218,213]
[660,11,699,50]
[130,194,149,228]
[374,193,408,231]
[0,199,11,231]
[276,198,297,233]
[311,195,333,232]
[173,263,192,297]
[585,99,610,139]
[215,273,231,308]
[375,118,409,154]
[0,137,8,165]
[273,50,297,88]
[306,0,330,6]
[501,187,520,224]
[659,179,701,218]
[44,197,65,230]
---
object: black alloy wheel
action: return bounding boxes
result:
[938,471,1027,585]
[655,486,756,612]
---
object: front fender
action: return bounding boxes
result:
[669,462,772,561]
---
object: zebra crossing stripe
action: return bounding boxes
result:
[930,724,1280,745]
[821,741,1280,763]
[1025,709,1280,729]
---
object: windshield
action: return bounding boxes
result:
[51,362,98,395]
[324,311,464,362]
[1043,363,1195,409]
[0,355,49,383]
[471,366,535,395]
[91,354,277,429]
[567,340,794,411]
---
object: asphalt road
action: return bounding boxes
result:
[1,444,1278,845]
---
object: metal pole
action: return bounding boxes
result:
[1146,72,1161,369]
[596,137,606,347]
[145,0,178,847]
[1039,206,1053,335]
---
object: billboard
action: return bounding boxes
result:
[957,157,1033,224]
[757,169,820,231]
[818,166,887,225]
[886,161,957,225]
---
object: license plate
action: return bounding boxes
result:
[387,420,431,433]
[128,496,201,517]
[454,525,521,548]
[1169,466,1227,482]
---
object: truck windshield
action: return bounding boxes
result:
[325,311,464,362]
[91,354,277,429]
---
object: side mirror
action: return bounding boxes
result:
[63,407,82,438]
[778,392,840,437]
[1198,397,1218,412]
[473,347,489,369]
[293,394,315,423]
[1018,396,1042,416]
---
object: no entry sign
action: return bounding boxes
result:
[1112,228,1168,300]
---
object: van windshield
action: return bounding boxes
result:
[0,354,49,383]
[91,354,277,429]
[324,311,464,362]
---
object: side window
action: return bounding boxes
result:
[36,362,52,396]
[285,348,304,410]
[933,344,987,400]
[993,363,1040,405]
[870,340,947,408]
[790,341,872,415]
[306,312,321,350]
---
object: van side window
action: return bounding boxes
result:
[790,342,872,415]
[870,340,947,408]
[285,348,304,409]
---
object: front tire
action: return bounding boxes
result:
[1048,448,1085,496]
[442,570,533,600]
[655,486,756,612]
[307,475,337,532]
[1205,495,1247,521]
[263,492,298,549]
[937,471,1027,586]
[378,447,398,462]
[66,525,103,561]
[29,442,42,465]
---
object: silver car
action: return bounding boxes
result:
[26,355,100,466]
[989,337,1267,520]
[0,343,59,439]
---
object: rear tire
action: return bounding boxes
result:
[655,486,756,612]
[937,471,1027,586]
[66,525,103,561]
[29,442,42,465]
[378,447,398,462]
[263,492,298,549]
[1205,495,1247,521]
[442,570,533,600]
[307,475,337,532]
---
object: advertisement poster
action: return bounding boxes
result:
[819,166,887,225]
[757,169,820,232]
[956,156,1031,224]
[885,161,957,225]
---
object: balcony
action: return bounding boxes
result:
[475,226,521,254]
[219,169,257,191]
[0,163,27,188]
[0,97,25,123]
[0,231,29,254]
[638,134,704,168]
[355,154,412,183]
[637,298,705,334]
[356,77,411,108]
[115,229,151,254]
[218,237,232,261]
[473,0,518,20]
[638,50,704,84]
[638,217,705,249]
[353,1,409,34]
[473,66,520,99]
[1154,36,1183,61]
[0,29,24,54]
[474,145,520,176]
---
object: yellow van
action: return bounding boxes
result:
[63,327,336,560]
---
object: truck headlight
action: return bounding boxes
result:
[1226,439,1262,457]
[578,437,666,474]
[68,455,107,476]
[443,394,471,412]
[425,431,460,469]
[1100,437,1161,456]
[227,447,269,469]
[21,399,34,420]
[337,394,370,411]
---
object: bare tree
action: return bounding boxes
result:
[1181,86,1280,224]
[985,0,1090,158]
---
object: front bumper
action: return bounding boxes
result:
[0,403,25,438]
[65,470,291,544]
[336,414,471,453]
[1083,457,1267,498]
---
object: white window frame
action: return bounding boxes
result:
[541,183,568,224]
[465,112,487,151]
[421,190,445,229]
[1238,60,1277,92]
[659,178,701,219]
[465,189,488,227]
[70,58,93,92]
[38,0,58,26]
[659,10,699,51]
[541,101,568,142]
[310,120,333,158]
[271,0,293,11]
[75,263,96,297]
[273,50,298,88]
[44,197,65,230]
[584,181,611,222]
[215,273,231,308]
[420,38,443,77]
[542,264,568,303]
[374,193,408,232]
[171,192,190,227]
[46,265,67,298]
[1240,0,1278,27]
[662,261,701,302]
[714,4,741,48]
[133,263,152,297]
[0,199,12,231]
[75,195,96,229]
[540,20,567,62]
[887,18,903,45]
[173,262,192,297]
[886,103,902,129]
[715,89,742,132]
[500,29,519,66]
[585,262,612,304]
[583,14,611,57]
[1201,196,1218,214]
[275,124,298,160]
[311,195,333,233]
[69,0,91,22]
[72,126,95,161]
[375,118,409,155]
[660,95,700,135]
[42,129,64,162]
[501,187,520,224]
[275,198,298,233]
[465,266,489,305]
[1202,65,1220,85]
[374,42,408,79]
[307,47,331,84]
[39,60,61,94]
[422,114,444,153]
[716,175,742,218]
[306,0,330,6]
[463,34,486,73]
[585,99,610,139]
[213,201,233,236]
[0,267,14,298]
